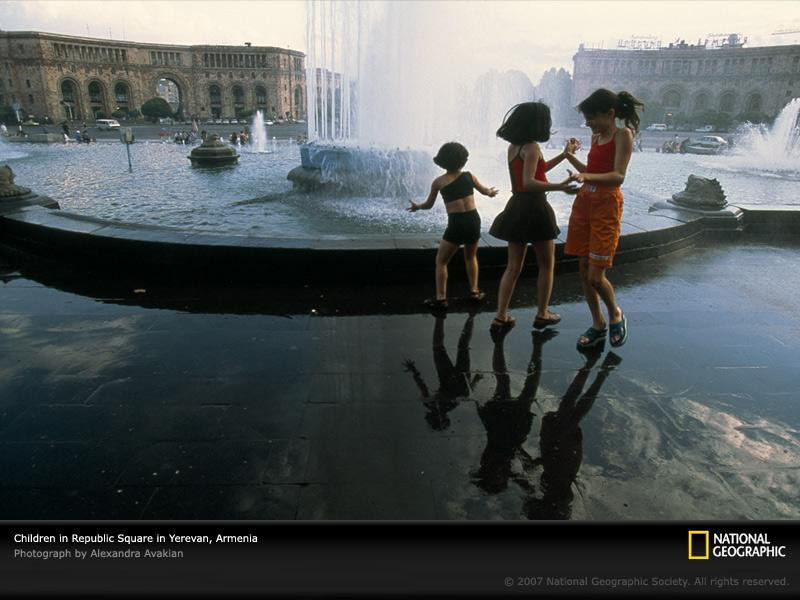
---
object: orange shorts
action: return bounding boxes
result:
[564,185,624,268]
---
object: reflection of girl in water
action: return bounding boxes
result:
[523,350,622,520]
[403,313,482,431]
[472,328,558,494]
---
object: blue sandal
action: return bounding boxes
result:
[609,313,628,347]
[577,326,607,349]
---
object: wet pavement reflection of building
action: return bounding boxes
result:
[0,239,799,519]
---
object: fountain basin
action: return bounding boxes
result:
[188,135,239,167]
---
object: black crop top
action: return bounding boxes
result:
[440,172,475,203]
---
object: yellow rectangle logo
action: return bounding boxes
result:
[689,530,710,560]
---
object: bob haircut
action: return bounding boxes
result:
[577,88,644,133]
[496,102,552,145]
[433,141,469,171]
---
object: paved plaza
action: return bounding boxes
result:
[0,238,798,520]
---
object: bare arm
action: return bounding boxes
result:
[545,150,568,172]
[469,174,498,198]
[407,180,439,211]
[563,136,587,172]
[569,128,633,186]
[522,143,578,194]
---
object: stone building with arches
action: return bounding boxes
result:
[571,41,800,123]
[0,30,306,122]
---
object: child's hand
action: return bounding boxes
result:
[487,186,499,198]
[406,200,419,212]
[566,169,585,184]
[565,138,581,154]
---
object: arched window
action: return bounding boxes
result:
[61,80,77,120]
[209,84,221,118]
[693,93,709,113]
[232,85,245,117]
[255,85,267,108]
[663,90,681,109]
[745,94,762,113]
[88,81,103,104]
[720,92,736,113]
[114,82,129,104]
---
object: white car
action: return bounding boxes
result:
[221,119,230,124]
[264,120,274,126]
[647,123,668,131]
[694,125,714,132]
[96,118,121,130]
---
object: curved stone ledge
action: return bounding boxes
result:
[0,201,796,282]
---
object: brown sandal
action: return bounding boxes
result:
[468,290,486,302]
[533,312,561,329]
[423,297,448,310]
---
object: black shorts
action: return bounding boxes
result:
[442,210,481,245]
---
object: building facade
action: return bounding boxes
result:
[572,41,800,121]
[0,30,306,121]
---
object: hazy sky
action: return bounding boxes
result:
[2,0,799,82]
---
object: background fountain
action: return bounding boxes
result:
[298,0,536,196]
[249,110,273,154]
[729,97,800,176]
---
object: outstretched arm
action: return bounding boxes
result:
[544,137,580,171]
[522,143,579,194]
[469,174,498,198]
[407,181,439,211]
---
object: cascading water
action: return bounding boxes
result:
[248,110,272,154]
[304,0,536,196]
[730,97,800,175]
[305,1,534,149]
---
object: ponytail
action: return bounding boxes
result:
[577,88,645,133]
[615,91,644,133]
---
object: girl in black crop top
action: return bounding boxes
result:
[408,141,498,310]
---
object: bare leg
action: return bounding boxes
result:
[577,257,605,344]
[578,261,623,345]
[463,242,480,293]
[532,240,556,319]
[495,242,527,321]
[434,240,460,300]
[587,264,623,342]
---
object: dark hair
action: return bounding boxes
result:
[577,88,644,133]
[433,141,469,171]
[496,102,552,144]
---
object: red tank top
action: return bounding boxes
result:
[586,135,616,173]
[509,149,547,193]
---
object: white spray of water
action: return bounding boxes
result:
[249,110,272,154]
[305,0,534,151]
[730,97,800,175]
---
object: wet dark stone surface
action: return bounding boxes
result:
[0,239,798,520]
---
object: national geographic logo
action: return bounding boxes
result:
[689,531,787,560]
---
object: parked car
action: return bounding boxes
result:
[264,120,274,126]
[694,125,714,133]
[205,119,215,124]
[158,117,174,125]
[95,118,121,130]
[684,135,728,155]
[647,123,668,131]
[221,119,230,124]
[22,119,39,126]
[295,119,306,123]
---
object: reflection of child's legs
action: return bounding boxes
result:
[462,242,479,293]
[435,240,460,300]
[495,242,527,320]
[532,240,555,318]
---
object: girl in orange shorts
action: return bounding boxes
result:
[564,89,643,349]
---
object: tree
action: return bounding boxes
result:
[140,97,173,122]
